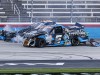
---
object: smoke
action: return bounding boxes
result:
[11,34,24,43]
[3,25,13,32]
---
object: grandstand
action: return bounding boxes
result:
[0,0,100,23]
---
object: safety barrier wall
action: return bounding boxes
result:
[0,22,100,39]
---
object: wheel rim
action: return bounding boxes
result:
[72,39,79,46]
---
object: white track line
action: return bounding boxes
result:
[0,62,64,66]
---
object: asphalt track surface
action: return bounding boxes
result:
[0,40,100,60]
[0,60,100,68]
[0,40,100,68]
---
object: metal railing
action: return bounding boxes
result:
[31,0,33,23]
[14,4,20,22]
[71,0,73,23]
[9,0,14,10]
[9,0,20,22]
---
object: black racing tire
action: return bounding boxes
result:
[36,38,46,48]
[71,38,80,46]
[29,39,36,47]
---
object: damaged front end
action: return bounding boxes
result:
[23,31,46,47]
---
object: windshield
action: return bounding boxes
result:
[35,22,44,29]
[42,26,52,33]
[37,25,53,33]
[32,22,53,33]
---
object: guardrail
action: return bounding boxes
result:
[9,0,20,22]
[14,4,20,22]
[9,0,14,10]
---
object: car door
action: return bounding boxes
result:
[50,26,64,44]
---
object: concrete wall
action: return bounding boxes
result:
[0,23,100,39]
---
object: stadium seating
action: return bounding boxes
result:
[0,0,7,22]
[0,0,30,22]
[18,0,100,22]
[0,7,7,22]
[0,0,100,22]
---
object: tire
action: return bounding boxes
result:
[36,38,46,48]
[71,38,80,46]
[23,38,29,47]
[29,38,36,47]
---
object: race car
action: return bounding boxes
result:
[66,22,89,46]
[1,21,99,47]
[0,30,16,41]
[0,21,56,42]
[23,24,71,47]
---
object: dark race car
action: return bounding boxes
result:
[23,24,71,47]
[0,30,16,41]
[65,22,89,46]
[0,21,56,42]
